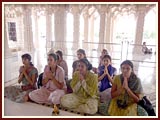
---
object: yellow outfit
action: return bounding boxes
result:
[61,71,98,114]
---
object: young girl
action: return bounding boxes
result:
[4,53,38,103]
[98,55,115,102]
[29,53,67,105]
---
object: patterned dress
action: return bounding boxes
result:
[4,66,38,103]
[61,71,99,114]
[98,75,148,116]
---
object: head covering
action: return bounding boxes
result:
[79,58,92,70]
[120,60,133,69]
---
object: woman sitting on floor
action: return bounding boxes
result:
[61,58,98,115]
[4,53,38,103]
[29,53,67,105]
[98,55,115,103]
[67,49,87,93]
[98,60,148,116]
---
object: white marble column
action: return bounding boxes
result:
[110,16,114,44]
[108,14,116,53]
[33,10,39,49]
[82,11,89,50]
[72,7,80,50]
[105,12,112,51]
[89,15,95,51]
[23,5,34,52]
[54,6,67,52]
[46,7,52,49]
[98,11,106,51]
[133,6,146,54]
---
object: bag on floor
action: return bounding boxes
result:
[37,73,43,88]
[138,96,156,116]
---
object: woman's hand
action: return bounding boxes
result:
[123,77,129,90]
[104,67,109,75]
[22,66,27,74]
[46,71,54,80]
[79,73,84,81]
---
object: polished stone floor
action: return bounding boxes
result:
[3,47,157,116]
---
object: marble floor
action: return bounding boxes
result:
[4,98,82,117]
[3,47,157,117]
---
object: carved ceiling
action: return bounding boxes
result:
[4,4,156,18]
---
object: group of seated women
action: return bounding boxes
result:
[4,48,148,116]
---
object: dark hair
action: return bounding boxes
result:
[56,50,63,59]
[77,49,86,58]
[102,54,111,61]
[48,53,58,61]
[21,53,33,66]
[79,58,92,70]
[120,60,137,79]
[121,60,133,69]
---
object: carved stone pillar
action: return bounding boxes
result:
[54,5,67,52]
[105,11,112,51]
[89,15,95,51]
[46,6,52,49]
[72,6,80,50]
[82,11,89,50]
[98,11,106,51]
[33,10,39,49]
[133,6,146,54]
[23,5,34,52]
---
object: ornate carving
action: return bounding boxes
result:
[4,4,23,18]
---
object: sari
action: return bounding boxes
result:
[98,74,148,116]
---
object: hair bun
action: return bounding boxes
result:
[88,63,92,70]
